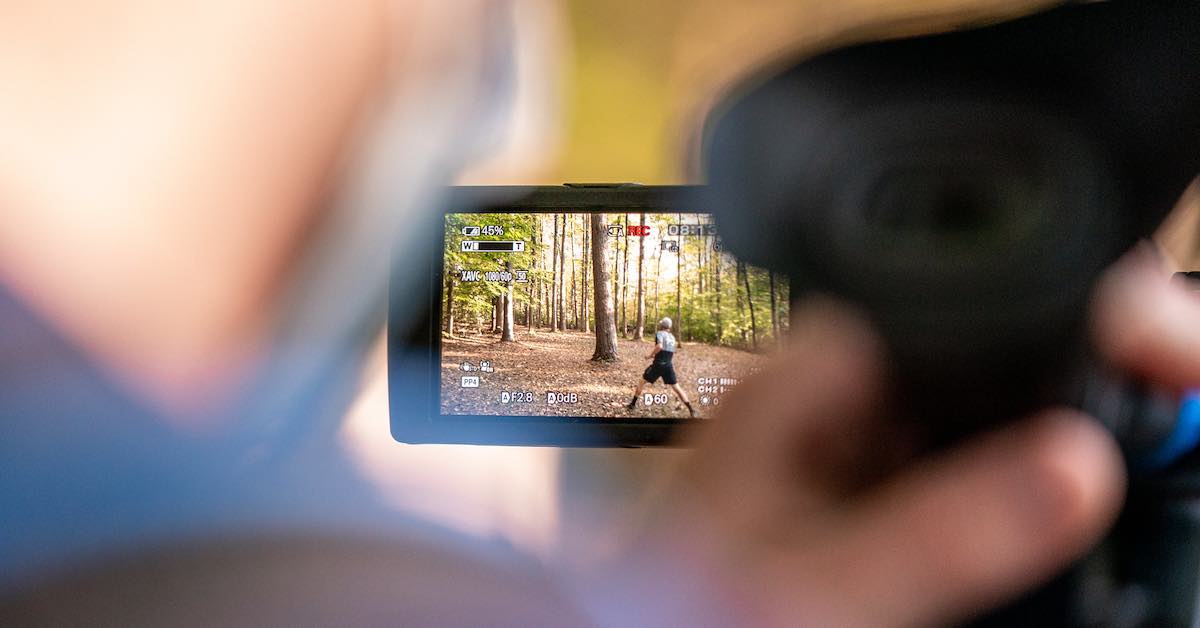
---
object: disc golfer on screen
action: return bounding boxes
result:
[628,317,695,417]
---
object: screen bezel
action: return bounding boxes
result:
[390,184,735,446]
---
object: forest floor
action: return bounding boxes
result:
[440,329,769,419]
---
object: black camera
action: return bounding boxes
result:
[389,1,1200,624]
[703,1,1200,626]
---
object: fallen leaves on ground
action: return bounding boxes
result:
[440,329,771,419]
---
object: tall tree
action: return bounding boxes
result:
[653,218,662,323]
[741,262,758,350]
[633,212,646,341]
[735,261,747,344]
[550,213,560,331]
[537,270,545,328]
[542,244,549,328]
[501,261,515,341]
[612,216,620,328]
[694,226,703,342]
[576,216,585,333]
[556,213,567,331]
[714,250,722,344]
[444,271,455,335]
[675,212,682,341]
[535,217,544,328]
[769,270,780,346]
[590,215,619,361]
[525,279,533,329]
[620,213,630,337]
[569,216,578,329]
[526,224,537,329]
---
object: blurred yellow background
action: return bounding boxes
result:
[557,0,1059,183]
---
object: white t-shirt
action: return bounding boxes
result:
[656,330,677,353]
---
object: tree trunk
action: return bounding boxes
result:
[620,213,630,337]
[534,219,543,329]
[590,215,619,361]
[694,221,702,343]
[527,221,537,330]
[634,212,646,341]
[444,272,455,336]
[541,266,549,329]
[576,217,585,331]
[769,270,780,346]
[556,213,567,331]
[540,216,548,329]
[550,214,560,331]
[654,227,662,324]
[501,262,515,342]
[735,262,747,344]
[491,296,500,333]
[742,262,758,350]
[714,251,722,345]
[612,216,620,332]
[569,217,578,330]
[675,212,682,342]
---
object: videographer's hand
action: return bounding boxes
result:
[1094,248,1200,393]
[585,250,1199,628]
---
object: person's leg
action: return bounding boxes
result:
[669,383,695,418]
[628,378,648,409]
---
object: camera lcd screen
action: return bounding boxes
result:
[437,210,788,422]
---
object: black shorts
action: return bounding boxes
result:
[642,361,677,385]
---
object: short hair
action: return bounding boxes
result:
[658,317,672,330]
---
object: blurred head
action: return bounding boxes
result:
[0,0,562,590]
[0,0,560,428]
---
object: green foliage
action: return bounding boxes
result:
[444,211,789,349]
[444,213,538,331]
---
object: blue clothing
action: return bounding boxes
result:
[0,289,518,594]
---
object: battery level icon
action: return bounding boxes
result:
[461,241,526,252]
[462,226,481,236]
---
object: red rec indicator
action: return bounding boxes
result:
[626,225,651,237]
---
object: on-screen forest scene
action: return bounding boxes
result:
[440,211,789,419]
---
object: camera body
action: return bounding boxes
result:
[703,1,1200,625]
[706,2,1200,434]
[389,2,1200,623]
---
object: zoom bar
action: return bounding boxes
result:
[461,240,525,253]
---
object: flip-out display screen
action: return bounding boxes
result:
[437,210,788,421]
